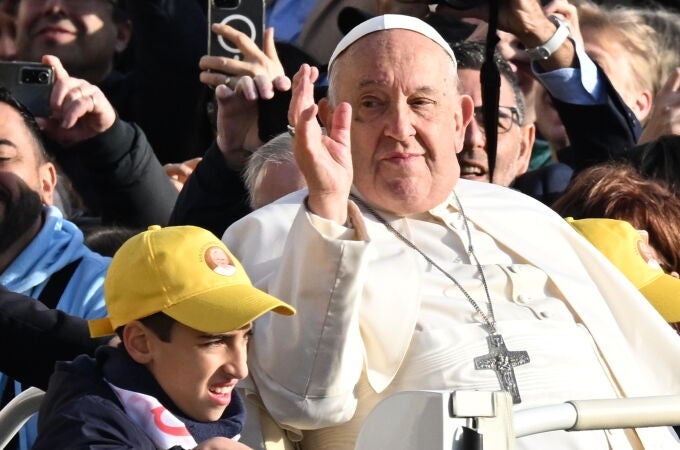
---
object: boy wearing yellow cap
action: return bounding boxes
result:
[33,225,295,449]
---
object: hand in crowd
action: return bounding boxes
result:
[193,437,252,449]
[544,0,583,48]
[465,0,582,66]
[639,68,680,144]
[200,24,291,96]
[213,81,262,170]
[466,23,528,70]
[164,157,203,191]
[289,64,352,225]
[37,55,116,147]
[430,0,545,30]
[434,0,577,71]
[204,24,292,169]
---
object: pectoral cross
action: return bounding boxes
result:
[474,334,530,404]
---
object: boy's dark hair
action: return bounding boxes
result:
[82,225,142,257]
[0,87,50,162]
[116,312,177,342]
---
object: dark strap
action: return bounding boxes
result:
[37,258,82,309]
[481,0,501,183]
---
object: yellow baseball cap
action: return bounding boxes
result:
[88,225,295,337]
[567,217,680,322]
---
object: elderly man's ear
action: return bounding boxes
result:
[454,95,475,152]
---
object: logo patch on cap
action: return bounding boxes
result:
[204,245,237,277]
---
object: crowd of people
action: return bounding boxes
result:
[1,0,680,448]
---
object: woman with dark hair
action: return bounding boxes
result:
[553,161,680,330]
[553,161,680,274]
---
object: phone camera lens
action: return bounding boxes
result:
[20,68,50,84]
[36,71,50,84]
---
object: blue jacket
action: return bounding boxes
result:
[0,205,110,448]
[0,206,110,316]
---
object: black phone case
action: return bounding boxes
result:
[0,62,54,117]
[207,0,265,60]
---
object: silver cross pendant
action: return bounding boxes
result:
[474,334,530,404]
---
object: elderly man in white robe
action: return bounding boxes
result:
[223,10,680,450]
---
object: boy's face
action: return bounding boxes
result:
[145,321,251,422]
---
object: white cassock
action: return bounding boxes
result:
[223,180,680,450]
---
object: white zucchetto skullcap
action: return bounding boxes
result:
[328,14,457,72]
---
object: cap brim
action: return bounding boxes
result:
[639,273,680,322]
[162,284,295,334]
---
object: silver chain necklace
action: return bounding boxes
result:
[349,192,530,404]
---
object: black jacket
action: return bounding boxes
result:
[169,143,251,237]
[0,286,104,390]
[34,346,246,449]
[51,118,179,228]
[103,0,211,165]
[513,64,641,205]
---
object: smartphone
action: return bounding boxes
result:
[207,0,265,61]
[0,62,54,117]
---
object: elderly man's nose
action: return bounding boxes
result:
[384,104,416,141]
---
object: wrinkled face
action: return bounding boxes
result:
[328,30,472,216]
[146,322,251,422]
[0,102,55,251]
[457,69,532,187]
[15,0,127,82]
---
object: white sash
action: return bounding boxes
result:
[107,382,198,449]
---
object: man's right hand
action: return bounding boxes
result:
[204,25,291,170]
[200,25,290,94]
[38,55,116,147]
[290,64,353,226]
[436,0,579,71]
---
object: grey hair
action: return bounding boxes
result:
[243,133,295,209]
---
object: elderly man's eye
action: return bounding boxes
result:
[361,99,380,108]
[411,98,434,107]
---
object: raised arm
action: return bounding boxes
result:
[40,55,177,227]
[170,24,292,234]
[290,64,353,225]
